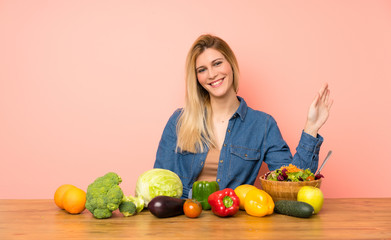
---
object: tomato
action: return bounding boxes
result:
[183,199,202,218]
[306,176,315,181]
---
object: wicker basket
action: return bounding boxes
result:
[260,176,322,202]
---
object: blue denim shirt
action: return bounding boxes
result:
[154,96,323,198]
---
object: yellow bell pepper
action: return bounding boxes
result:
[244,188,274,217]
[234,184,257,210]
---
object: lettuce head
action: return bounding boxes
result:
[135,168,183,205]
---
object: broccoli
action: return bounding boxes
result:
[119,195,145,217]
[85,172,124,219]
[130,195,145,213]
[119,198,137,217]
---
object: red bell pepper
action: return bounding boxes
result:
[207,188,240,217]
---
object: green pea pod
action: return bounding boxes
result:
[192,181,219,210]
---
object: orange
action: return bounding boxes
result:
[234,184,258,210]
[54,184,77,209]
[63,187,86,214]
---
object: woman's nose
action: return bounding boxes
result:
[208,68,217,80]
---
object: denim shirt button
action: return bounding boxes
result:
[200,162,203,166]
[223,144,227,147]
[217,179,221,182]
[227,129,231,133]
[220,159,223,163]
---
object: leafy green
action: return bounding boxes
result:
[135,169,183,205]
[266,166,315,182]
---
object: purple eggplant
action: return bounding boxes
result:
[148,196,185,218]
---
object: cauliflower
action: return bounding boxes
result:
[85,172,124,219]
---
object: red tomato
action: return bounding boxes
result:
[183,199,202,218]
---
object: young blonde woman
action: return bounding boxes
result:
[154,34,333,198]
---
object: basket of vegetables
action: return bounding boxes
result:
[260,164,323,202]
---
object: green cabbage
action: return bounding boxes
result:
[135,168,183,205]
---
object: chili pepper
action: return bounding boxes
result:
[208,188,240,217]
[244,188,274,217]
[192,181,219,210]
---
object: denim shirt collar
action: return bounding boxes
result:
[234,96,248,121]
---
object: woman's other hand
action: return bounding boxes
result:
[304,83,333,137]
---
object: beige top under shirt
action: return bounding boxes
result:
[197,147,220,181]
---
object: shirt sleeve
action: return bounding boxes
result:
[293,130,323,173]
[263,115,323,173]
[153,109,181,171]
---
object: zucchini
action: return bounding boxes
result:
[274,200,314,218]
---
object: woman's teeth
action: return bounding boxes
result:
[211,79,223,86]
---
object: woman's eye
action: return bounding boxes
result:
[197,68,206,73]
[214,61,222,66]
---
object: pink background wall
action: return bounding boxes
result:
[1,1,390,199]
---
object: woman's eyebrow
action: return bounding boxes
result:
[212,58,224,63]
[196,65,205,71]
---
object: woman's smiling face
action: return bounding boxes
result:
[195,48,235,99]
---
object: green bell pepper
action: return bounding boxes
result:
[192,181,219,210]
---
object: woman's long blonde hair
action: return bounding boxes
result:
[176,34,240,153]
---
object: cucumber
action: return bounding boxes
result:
[274,200,314,218]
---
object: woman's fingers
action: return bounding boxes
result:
[320,83,329,100]
[325,89,330,102]
[328,98,334,111]
[318,83,328,97]
[312,92,320,107]
[323,89,330,103]
[322,88,333,111]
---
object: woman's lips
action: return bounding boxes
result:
[209,78,224,88]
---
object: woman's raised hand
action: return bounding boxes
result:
[304,83,333,137]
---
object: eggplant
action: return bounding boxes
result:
[148,196,185,218]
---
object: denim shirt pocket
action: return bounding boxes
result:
[229,145,261,182]
[230,145,261,160]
